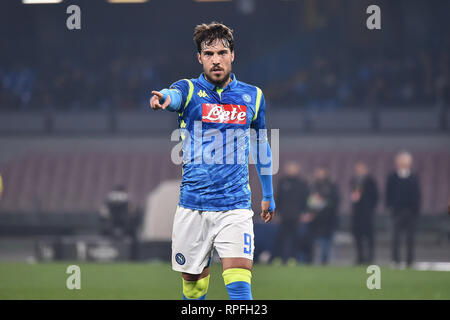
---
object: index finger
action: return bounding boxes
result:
[151,91,164,98]
[150,95,161,109]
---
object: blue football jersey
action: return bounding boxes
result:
[169,73,267,211]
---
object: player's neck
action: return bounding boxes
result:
[219,76,232,88]
[204,73,232,89]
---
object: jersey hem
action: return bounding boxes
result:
[178,202,252,212]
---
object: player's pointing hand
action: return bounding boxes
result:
[150,90,171,110]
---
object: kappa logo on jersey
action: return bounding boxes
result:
[197,90,209,98]
[202,103,247,124]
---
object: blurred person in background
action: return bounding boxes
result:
[271,161,309,265]
[350,161,379,265]
[100,184,141,239]
[297,209,315,264]
[304,166,340,265]
[386,151,421,268]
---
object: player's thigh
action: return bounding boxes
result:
[172,206,214,274]
[214,209,255,261]
[222,257,253,271]
[182,266,210,281]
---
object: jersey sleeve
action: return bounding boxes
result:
[250,88,266,131]
[169,79,191,112]
[249,87,275,211]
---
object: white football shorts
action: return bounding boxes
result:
[171,206,255,274]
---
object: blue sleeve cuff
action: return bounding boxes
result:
[159,88,182,112]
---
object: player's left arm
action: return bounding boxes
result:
[250,88,275,223]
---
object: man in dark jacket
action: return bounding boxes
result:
[306,166,340,265]
[100,184,139,239]
[272,161,310,264]
[350,161,379,265]
[386,151,421,267]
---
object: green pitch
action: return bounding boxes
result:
[0,262,449,300]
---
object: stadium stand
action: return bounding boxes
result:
[1,1,449,112]
[0,149,447,217]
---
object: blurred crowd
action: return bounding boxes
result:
[1,1,449,112]
[1,47,448,112]
[0,55,165,112]
[266,49,450,109]
[271,151,421,267]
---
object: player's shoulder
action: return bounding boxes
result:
[171,78,196,87]
[170,78,197,95]
[235,80,265,109]
[235,80,264,104]
[235,79,261,93]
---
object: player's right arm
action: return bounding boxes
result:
[149,79,190,112]
[150,89,180,111]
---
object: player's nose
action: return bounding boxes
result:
[212,54,221,64]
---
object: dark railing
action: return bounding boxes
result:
[0,107,449,135]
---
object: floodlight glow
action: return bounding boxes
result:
[22,0,63,4]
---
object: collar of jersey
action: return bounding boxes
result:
[198,73,237,92]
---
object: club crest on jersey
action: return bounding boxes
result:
[202,103,247,124]
[242,93,251,103]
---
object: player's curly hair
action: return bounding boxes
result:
[193,22,234,53]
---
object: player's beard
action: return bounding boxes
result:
[204,68,232,88]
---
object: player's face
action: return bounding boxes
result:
[198,39,234,87]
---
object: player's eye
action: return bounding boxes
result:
[204,52,213,56]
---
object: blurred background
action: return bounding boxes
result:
[0,0,449,269]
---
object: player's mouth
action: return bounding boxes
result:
[211,68,224,76]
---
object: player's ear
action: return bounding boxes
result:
[231,50,235,63]
[197,52,202,65]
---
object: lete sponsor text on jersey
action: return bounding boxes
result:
[202,103,247,124]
